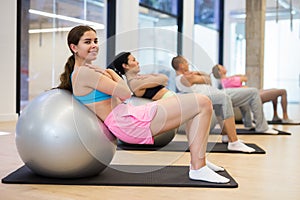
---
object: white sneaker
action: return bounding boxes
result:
[228,140,255,153]
[244,123,256,130]
[261,128,279,135]
[206,160,224,172]
[222,135,244,144]
[221,135,229,143]
[244,126,255,130]
[189,166,230,183]
[282,119,299,124]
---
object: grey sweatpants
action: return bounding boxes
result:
[192,85,234,120]
[192,85,268,132]
[224,87,269,132]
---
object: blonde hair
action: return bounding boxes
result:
[212,64,221,79]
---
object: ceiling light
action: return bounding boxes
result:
[29,9,105,31]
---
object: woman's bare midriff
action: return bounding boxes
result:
[152,87,169,101]
[86,98,118,122]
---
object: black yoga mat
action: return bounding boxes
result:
[118,141,265,154]
[235,120,244,124]
[211,128,291,135]
[236,120,300,125]
[2,165,238,188]
[267,120,300,125]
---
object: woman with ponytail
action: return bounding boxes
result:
[109,52,175,100]
[57,25,230,183]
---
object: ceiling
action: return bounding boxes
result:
[27,0,300,30]
[230,0,300,20]
[29,0,105,29]
[266,0,300,16]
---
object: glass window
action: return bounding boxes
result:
[139,0,178,16]
[20,0,106,110]
[137,5,178,91]
[193,0,221,74]
[194,0,220,30]
[230,19,300,103]
[227,2,300,103]
[230,22,246,75]
[264,19,300,103]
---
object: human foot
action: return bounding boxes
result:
[261,128,279,134]
[206,160,224,172]
[272,116,282,122]
[282,119,299,123]
[189,166,230,183]
[222,135,229,143]
[228,140,255,153]
[222,135,244,143]
[244,122,256,130]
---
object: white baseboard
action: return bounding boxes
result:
[0,113,18,122]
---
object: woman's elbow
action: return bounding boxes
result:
[162,74,169,81]
[126,91,132,99]
[121,90,132,100]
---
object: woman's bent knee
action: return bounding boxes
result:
[280,89,287,96]
[195,93,213,113]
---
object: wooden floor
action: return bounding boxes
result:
[0,103,300,200]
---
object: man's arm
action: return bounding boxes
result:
[180,71,212,87]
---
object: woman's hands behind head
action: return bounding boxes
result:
[85,64,113,79]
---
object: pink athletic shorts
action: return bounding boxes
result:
[104,102,158,144]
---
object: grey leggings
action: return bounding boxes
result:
[224,87,269,132]
[192,85,234,120]
[190,85,268,132]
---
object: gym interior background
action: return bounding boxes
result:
[1,0,299,121]
[1,1,300,199]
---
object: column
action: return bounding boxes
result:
[245,0,266,89]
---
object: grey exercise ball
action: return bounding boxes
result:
[120,96,176,147]
[16,89,116,178]
[234,107,243,122]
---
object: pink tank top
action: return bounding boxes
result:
[221,76,242,88]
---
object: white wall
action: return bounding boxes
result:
[115,0,139,56]
[28,30,105,99]
[193,25,219,73]
[182,0,195,60]
[0,0,18,121]
[29,32,69,99]
[183,0,219,73]
[264,19,300,102]
[223,0,245,71]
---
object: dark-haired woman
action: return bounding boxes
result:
[57,25,229,183]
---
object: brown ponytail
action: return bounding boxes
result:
[56,25,96,93]
[57,55,75,92]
